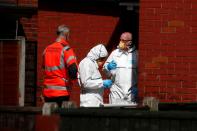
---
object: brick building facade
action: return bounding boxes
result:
[0,0,37,106]
[0,0,197,106]
[139,0,197,102]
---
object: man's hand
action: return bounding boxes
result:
[103,79,113,88]
[107,60,117,71]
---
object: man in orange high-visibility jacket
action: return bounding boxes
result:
[42,25,78,107]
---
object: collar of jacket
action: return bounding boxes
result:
[128,46,136,53]
[56,38,69,45]
[117,46,136,56]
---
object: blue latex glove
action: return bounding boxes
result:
[131,86,138,102]
[103,79,112,88]
[131,87,138,97]
[107,60,117,71]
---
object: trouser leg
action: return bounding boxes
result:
[42,102,58,116]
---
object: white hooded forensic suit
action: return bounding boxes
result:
[79,44,108,107]
[103,46,138,104]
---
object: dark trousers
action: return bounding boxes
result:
[44,96,70,107]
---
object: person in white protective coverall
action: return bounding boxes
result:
[79,44,113,107]
[103,32,138,105]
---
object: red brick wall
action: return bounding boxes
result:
[139,0,197,102]
[37,10,119,106]
[19,1,38,106]
[0,0,37,106]
[20,15,38,41]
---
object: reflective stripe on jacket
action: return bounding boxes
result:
[42,39,77,97]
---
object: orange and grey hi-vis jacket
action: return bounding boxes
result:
[42,38,78,98]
